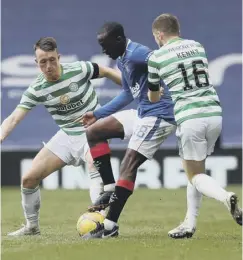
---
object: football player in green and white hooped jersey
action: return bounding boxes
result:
[147,14,242,238]
[0,37,122,236]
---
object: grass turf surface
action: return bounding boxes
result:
[2,186,242,260]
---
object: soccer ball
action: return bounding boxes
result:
[76,212,105,236]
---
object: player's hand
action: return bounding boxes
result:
[75,112,97,128]
[148,86,164,103]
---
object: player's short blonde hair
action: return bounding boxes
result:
[152,14,180,36]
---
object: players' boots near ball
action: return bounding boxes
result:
[83,192,120,239]
[88,190,114,212]
[7,151,104,237]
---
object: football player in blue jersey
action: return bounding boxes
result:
[77,22,176,239]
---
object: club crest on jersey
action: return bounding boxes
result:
[69,82,79,92]
[60,94,70,104]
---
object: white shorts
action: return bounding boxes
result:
[176,116,222,161]
[45,130,89,166]
[128,116,176,159]
[112,109,137,139]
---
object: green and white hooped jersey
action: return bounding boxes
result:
[18,61,99,136]
[148,38,222,125]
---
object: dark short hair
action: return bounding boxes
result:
[152,14,180,36]
[34,37,57,52]
[98,22,125,38]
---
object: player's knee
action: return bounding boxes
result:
[183,159,205,181]
[22,172,41,189]
[86,126,100,144]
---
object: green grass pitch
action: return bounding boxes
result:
[2,186,242,260]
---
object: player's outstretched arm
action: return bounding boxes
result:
[0,108,29,143]
[98,66,122,86]
[75,89,134,127]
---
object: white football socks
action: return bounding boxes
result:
[184,181,202,228]
[104,183,115,192]
[89,171,104,203]
[104,219,117,230]
[21,186,41,228]
[192,174,228,203]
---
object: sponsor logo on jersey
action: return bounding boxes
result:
[60,94,70,105]
[69,82,79,92]
[57,99,84,112]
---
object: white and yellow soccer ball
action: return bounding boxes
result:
[76,212,105,236]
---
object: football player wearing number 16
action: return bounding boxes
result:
[147,13,242,238]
